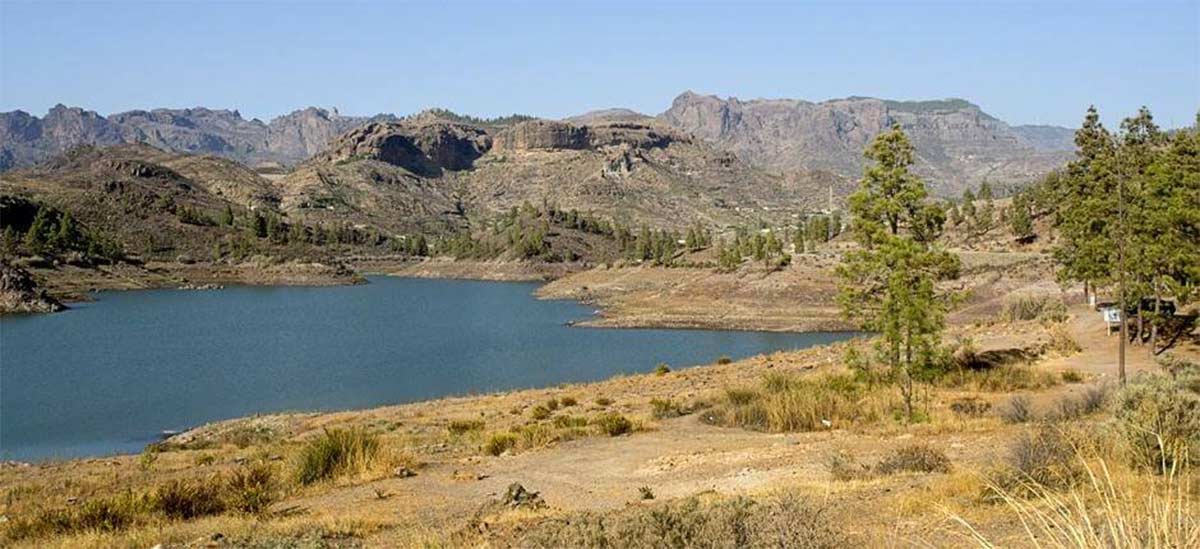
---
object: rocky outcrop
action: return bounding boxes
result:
[0,261,65,314]
[493,120,684,152]
[309,121,491,176]
[659,91,1072,195]
[0,105,124,170]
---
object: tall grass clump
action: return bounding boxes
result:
[703,373,898,432]
[957,458,1198,548]
[294,427,381,485]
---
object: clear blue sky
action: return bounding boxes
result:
[2,1,1197,128]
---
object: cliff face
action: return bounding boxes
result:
[493,120,685,152]
[659,92,1071,195]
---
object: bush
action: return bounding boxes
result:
[1003,295,1067,323]
[592,413,634,436]
[294,428,381,485]
[1061,369,1084,383]
[1000,395,1033,424]
[716,355,733,365]
[560,396,578,407]
[530,405,552,420]
[650,398,685,419]
[654,363,671,376]
[638,486,655,500]
[552,414,589,429]
[827,450,871,482]
[874,444,951,475]
[225,462,277,515]
[519,492,849,548]
[483,432,518,456]
[949,397,991,418]
[595,397,613,407]
[996,425,1082,493]
[1050,385,1108,421]
[546,398,560,411]
[448,419,486,435]
[153,478,226,520]
[1115,374,1200,473]
[1046,324,1082,355]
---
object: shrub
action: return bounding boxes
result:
[448,419,486,435]
[483,432,518,456]
[1046,324,1082,355]
[996,424,1082,493]
[546,398,560,411]
[595,397,613,407]
[827,450,871,482]
[153,478,226,520]
[650,398,685,419]
[716,355,733,365]
[949,397,991,418]
[1050,385,1108,421]
[530,405,552,420]
[1061,369,1084,383]
[225,462,277,515]
[592,413,634,436]
[941,365,1059,392]
[1000,395,1033,424]
[638,486,655,500]
[654,363,671,376]
[552,414,589,429]
[560,396,578,407]
[1115,374,1200,473]
[874,444,951,475]
[294,427,381,485]
[1003,294,1067,323]
[520,491,850,547]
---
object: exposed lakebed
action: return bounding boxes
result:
[0,277,856,460]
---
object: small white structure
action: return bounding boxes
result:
[1101,307,1122,334]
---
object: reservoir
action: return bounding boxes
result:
[0,277,856,461]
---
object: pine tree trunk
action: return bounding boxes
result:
[1151,279,1161,355]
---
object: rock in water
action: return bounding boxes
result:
[0,260,64,314]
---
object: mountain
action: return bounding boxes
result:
[1010,124,1077,152]
[657,91,1072,195]
[275,117,840,234]
[0,106,397,170]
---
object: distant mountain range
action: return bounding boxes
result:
[0,92,1078,195]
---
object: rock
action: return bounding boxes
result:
[501,482,545,509]
[393,466,416,478]
[0,260,65,314]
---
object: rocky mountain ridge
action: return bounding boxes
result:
[657,91,1074,195]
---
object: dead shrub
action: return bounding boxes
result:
[1000,395,1033,424]
[949,397,991,418]
[874,443,952,475]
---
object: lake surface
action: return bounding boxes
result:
[0,277,855,461]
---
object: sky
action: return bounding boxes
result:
[1,1,1197,128]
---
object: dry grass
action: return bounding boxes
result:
[702,373,900,433]
[956,460,1199,548]
[294,427,384,485]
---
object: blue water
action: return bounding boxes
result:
[0,277,855,461]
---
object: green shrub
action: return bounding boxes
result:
[546,398,560,411]
[448,419,486,435]
[294,428,381,485]
[1061,370,1084,383]
[560,396,578,407]
[595,397,613,407]
[654,363,671,376]
[483,432,518,456]
[716,356,733,365]
[592,413,634,436]
[1115,374,1200,473]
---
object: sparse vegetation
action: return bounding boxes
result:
[654,362,671,376]
[1000,395,1034,424]
[448,419,486,436]
[1114,372,1200,473]
[703,373,898,432]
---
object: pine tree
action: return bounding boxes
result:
[23,206,52,254]
[837,125,960,422]
[1009,192,1035,242]
[220,205,234,227]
